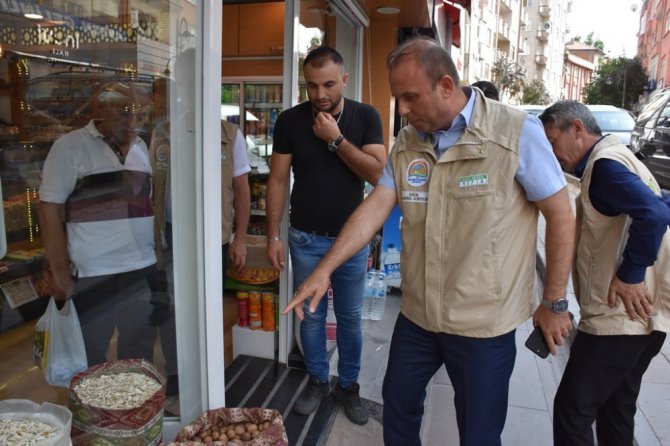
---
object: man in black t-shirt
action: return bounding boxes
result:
[266,46,385,425]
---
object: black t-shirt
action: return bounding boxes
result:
[273,98,383,234]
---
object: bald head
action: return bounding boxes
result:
[387,37,460,88]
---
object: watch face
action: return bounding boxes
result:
[327,142,337,152]
[552,299,569,313]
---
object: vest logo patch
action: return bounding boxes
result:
[458,174,488,188]
[405,159,430,187]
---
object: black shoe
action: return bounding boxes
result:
[294,376,331,415]
[333,382,369,425]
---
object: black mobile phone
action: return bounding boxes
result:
[525,325,550,358]
[525,312,574,359]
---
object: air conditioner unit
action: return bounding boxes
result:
[544,21,551,30]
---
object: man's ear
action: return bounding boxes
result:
[342,72,349,87]
[572,119,586,137]
[438,75,455,98]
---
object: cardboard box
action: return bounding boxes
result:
[232,323,275,360]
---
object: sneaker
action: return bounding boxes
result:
[294,376,331,415]
[333,382,369,425]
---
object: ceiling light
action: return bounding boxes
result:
[24,12,44,20]
[376,6,400,14]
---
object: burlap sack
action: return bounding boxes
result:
[69,359,166,446]
[170,407,288,446]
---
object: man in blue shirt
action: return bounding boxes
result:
[540,100,670,446]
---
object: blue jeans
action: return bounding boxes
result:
[382,313,516,446]
[289,226,368,387]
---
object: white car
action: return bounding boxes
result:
[586,104,635,147]
[515,104,547,116]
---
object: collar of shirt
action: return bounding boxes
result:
[574,134,608,178]
[418,87,476,158]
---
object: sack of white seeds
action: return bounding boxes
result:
[69,359,166,446]
[170,407,288,445]
[0,399,72,446]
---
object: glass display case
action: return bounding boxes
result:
[222,79,282,176]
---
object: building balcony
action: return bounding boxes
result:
[519,7,529,26]
[518,39,529,54]
[497,21,511,42]
[536,29,549,41]
[535,54,548,65]
[539,4,551,18]
[499,0,512,13]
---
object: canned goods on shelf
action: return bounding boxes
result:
[248,291,262,330]
[237,291,249,327]
[262,292,275,331]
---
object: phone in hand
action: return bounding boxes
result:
[525,312,574,358]
[525,325,551,358]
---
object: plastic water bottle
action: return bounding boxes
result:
[370,271,387,321]
[361,271,375,320]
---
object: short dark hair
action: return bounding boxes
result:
[303,46,344,70]
[539,100,602,135]
[386,37,460,87]
[471,81,500,101]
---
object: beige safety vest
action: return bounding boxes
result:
[391,95,537,337]
[576,134,670,335]
[221,120,238,244]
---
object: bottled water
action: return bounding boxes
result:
[362,271,376,320]
[370,271,387,321]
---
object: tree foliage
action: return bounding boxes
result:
[583,57,647,110]
[491,57,525,99]
[572,33,605,52]
[521,79,551,105]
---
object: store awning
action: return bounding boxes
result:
[442,0,470,48]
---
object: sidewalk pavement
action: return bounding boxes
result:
[323,178,670,445]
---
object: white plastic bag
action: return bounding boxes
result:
[34,297,88,387]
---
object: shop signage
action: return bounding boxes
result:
[37,24,79,50]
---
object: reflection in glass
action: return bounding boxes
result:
[0,0,187,417]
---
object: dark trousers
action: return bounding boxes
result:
[73,267,157,366]
[554,330,666,446]
[382,313,516,446]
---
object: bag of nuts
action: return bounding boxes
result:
[169,407,288,446]
[69,359,166,446]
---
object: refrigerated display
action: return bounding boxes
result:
[222,79,283,176]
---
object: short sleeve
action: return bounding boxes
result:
[232,129,251,177]
[362,105,384,146]
[39,139,78,204]
[516,115,567,201]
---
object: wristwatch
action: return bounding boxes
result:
[540,298,569,314]
[327,134,345,152]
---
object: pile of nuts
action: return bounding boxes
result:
[72,372,161,410]
[0,417,58,445]
[166,420,273,445]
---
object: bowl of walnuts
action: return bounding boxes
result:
[168,407,288,446]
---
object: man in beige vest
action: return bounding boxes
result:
[221,119,251,279]
[283,37,575,446]
[540,100,670,446]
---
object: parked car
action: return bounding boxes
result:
[586,104,636,147]
[515,104,546,116]
[629,87,670,189]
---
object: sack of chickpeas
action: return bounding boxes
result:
[169,407,288,446]
[69,359,166,446]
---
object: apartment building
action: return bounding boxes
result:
[637,0,670,91]
[462,0,571,103]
